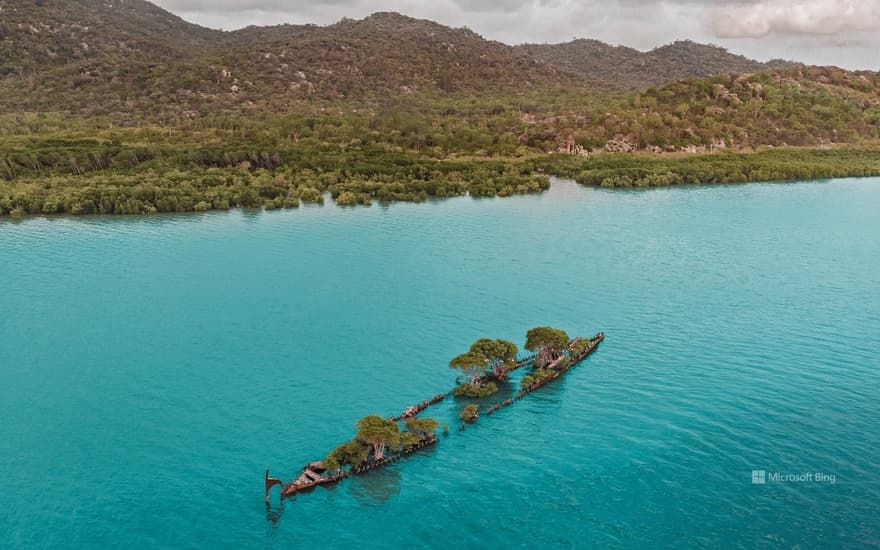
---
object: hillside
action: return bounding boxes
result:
[0,0,220,75]
[0,1,806,119]
[199,12,579,112]
[0,5,579,118]
[0,0,227,117]
[0,1,877,147]
[518,39,797,89]
[3,0,880,218]
[530,66,880,155]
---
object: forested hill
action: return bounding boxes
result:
[518,39,797,89]
[198,12,577,105]
[1,0,808,119]
[0,3,575,117]
[0,0,221,73]
[3,2,880,217]
[2,2,880,150]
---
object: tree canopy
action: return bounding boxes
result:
[404,418,439,439]
[525,327,570,354]
[570,338,595,357]
[525,326,571,367]
[355,415,400,461]
[399,431,421,450]
[323,439,370,473]
[449,351,488,385]
[469,338,518,378]
[450,337,519,387]
[460,404,479,423]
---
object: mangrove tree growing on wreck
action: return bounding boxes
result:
[355,415,400,461]
[399,431,421,451]
[525,326,570,368]
[460,404,480,423]
[323,439,370,474]
[449,350,487,385]
[404,418,440,440]
[520,368,555,389]
[469,338,518,381]
[570,338,595,357]
[450,350,498,397]
[450,337,519,397]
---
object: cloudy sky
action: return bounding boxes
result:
[152,0,880,69]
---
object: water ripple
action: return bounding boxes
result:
[1,178,879,548]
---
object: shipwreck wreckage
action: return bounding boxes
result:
[265,332,605,503]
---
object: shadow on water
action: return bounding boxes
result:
[348,465,402,506]
[265,499,284,531]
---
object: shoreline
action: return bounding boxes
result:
[3,147,880,218]
[2,173,877,224]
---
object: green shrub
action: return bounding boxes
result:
[460,404,479,423]
[453,382,498,398]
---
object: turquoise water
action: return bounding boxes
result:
[1,178,879,549]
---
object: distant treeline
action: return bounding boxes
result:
[540,148,880,188]
[2,120,880,216]
[0,135,549,216]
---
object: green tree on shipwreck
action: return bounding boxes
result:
[468,338,518,381]
[404,417,439,440]
[460,404,479,423]
[355,415,400,461]
[399,431,421,450]
[449,337,519,397]
[449,350,488,386]
[450,350,498,397]
[525,326,570,368]
[323,439,370,473]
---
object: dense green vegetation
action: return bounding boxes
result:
[0,121,551,216]
[404,418,439,440]
[520,369,555,389]
[541,148,880,189]
[453,382,499,399]
[569,339,595,357]
[322,414,439,473]
[3,3,880,218]
[467,338,518,380]
[4,62,880,218]
[460,404,479,423]
[354,415,401,461]
[2,121,879,217]
[449,337,519,398]
[449,351,494,395]
[518,328,601,389]
[451,327,576,399]
[322,439,370,474]
[525,327,570,368]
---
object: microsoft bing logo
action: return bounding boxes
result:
[752,470,766,484]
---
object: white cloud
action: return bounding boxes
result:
[150,0,880,69]
[713,0,880,38]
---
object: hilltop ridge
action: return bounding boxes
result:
[1,1,812,119]
[517,39,797,88]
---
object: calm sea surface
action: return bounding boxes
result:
[1,178,879,549]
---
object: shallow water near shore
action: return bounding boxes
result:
[2,178,879,549]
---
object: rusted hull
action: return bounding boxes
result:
[269,332,604,503]
[278,438,437,499]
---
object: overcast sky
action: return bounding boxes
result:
[152,0,880,69]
